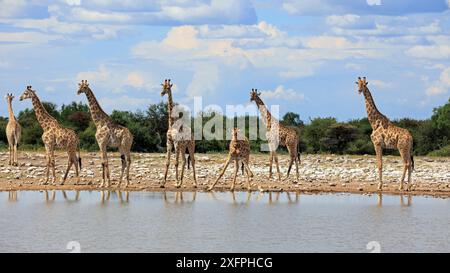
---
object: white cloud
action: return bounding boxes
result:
[370,79,392,89]
[65,0,81,6]
[406,45,450,59]
[56,0,256,25]
[260,85,305,101]
[426,67,450,96]
[125,72,145,88]
[280,0,449,15]
[131,22,387,82]
[344,63,361,70]
[186,64,219,98]
[326,14,361,27]
[76,65,111,82]
[0,0,26,18]
[100,95,151,111]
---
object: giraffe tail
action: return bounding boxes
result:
[297,151,301,162]
[410,155,414,172]
[77,147,82,170]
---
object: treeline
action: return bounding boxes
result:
[1,99,449,156]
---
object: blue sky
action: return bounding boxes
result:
[1,0,449,121]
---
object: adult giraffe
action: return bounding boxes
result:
[356,77,414,191]
[5,93,21,166]
[160,79,197,188]
[19,86,81,184]
[77,80,133,188]
[250,88,300,181]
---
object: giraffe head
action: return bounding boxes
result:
[4,93,14,104]
[250,88,261,102]
[77,80,90,95]
[160,79,173,96]
[355,77,369,94]
[19,86,36,101]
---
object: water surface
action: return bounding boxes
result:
[1,190,449,252]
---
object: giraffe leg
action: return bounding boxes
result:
[73,152,80,184]
[268,151,274,179]
[407,163,413,191]
[208,157,231,191]
[188,144,197,188]
[274,152,281,181]
[177,149,187,188]
[242,160,252,191]
[104,153,111,187]
[62,157,73,185]
[286,156,294,179]
[13,142,18,166]
[100,145,109,187]
[286,145,295,179]
[374,144,383,190]
[174,147,181,187]
[231,160,239,191]
[398,147,411,191]
[119,152,126,186]
[246,155,254,177]
[50,149,56,185]
[162,141,173,188]
[44,148,51,185]
[125,151,131,188]
[295,148,300,181]
[8,144,12,166]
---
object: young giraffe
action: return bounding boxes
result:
[208,128,253,191]
[356,77,414,191]
[77,80,133,188]
[160,79,197,188]
[19,86,81,184]
[5,93,21,166]
[250,89,300,181]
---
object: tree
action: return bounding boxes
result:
[281,112,304,127]
[60,102,91,132]
[303,117,337,153]
[322,124,358,154]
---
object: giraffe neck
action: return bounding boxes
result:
[31,95,58,132]
[362,87,389,129]
[7,101,16,122]
[254,96,277,130]
[166,91,175,129]
[84,88,111,125]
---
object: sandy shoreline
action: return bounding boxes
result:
[0,151,449,197]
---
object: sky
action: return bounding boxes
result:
[0,0,450,122]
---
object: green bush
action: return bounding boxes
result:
[428,145,450,157]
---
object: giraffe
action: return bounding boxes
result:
[5,93,21,166]
[77,80,133,188]
[160,79,197,188]
[250,89,300,181]
[356,77,414,191]
[19,86,81,185]
[208,128,253,191]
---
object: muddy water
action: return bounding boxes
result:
[1,191,449,252]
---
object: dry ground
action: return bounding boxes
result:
[0,151,449,197]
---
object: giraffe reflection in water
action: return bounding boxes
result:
[377,193,412,207]
[163,191,197,204]
[100,190,129,204]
